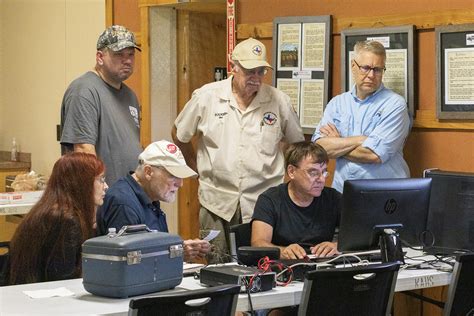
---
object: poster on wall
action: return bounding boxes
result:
[341,26,415,118]
[276,78,301,115]
[436,23,474,119]
[302,23,326,71]
[277,24,301,70]
[273,16,332,132]
[300,79,325,127]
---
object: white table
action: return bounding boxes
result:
[0,256,452,315]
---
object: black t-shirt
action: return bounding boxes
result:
[252,183,341,247]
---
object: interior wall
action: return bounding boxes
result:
[0,0,3,129]
[0,0,105,175]
[112,0,142,105]
[237,0,474,176]
[175,10,227,239]
[149,7,179,233]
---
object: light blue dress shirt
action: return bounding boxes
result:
[312,84,410,192]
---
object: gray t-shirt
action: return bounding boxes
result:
[60,71,142,185]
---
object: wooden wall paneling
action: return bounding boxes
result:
[113,0,141,31]
[105,0,114,25]
[140,0,225,13]
[176,11,195,239]
[393,287,447,316]
[393,291,422,316]
[176,9,227,239]
[188,11,227,91]
[139,6,151,146]
[107,0,147,147]
[404,129,474,177]
[421,287,448,316]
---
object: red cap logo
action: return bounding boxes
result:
[166,144,177,154]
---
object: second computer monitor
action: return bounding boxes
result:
[338,178,432,253]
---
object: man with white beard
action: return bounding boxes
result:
[172,38,304,263]
[96,140,210,262]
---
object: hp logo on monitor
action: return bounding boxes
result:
[384,199,397,214]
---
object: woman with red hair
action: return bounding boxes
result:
[8,152,108,285]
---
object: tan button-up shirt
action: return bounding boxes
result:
[174,77,304,222]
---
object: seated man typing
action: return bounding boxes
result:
[251,141,341,259]
[96,140,210,262]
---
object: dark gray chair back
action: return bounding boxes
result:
[128,284,240,316]
[444,253,474,316]
[298,262,400,316]
[0,241,10,286]
[230,223,251,249]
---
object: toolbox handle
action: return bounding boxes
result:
[116,224,153,237]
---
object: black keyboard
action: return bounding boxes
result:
[310,252,383,265]
[276,253,384,281]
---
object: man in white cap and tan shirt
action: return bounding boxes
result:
[172,38,304,263]
[96,140,210,262]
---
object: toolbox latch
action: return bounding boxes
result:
[127,250,142,265]
[169,244,184,258]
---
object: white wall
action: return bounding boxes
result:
[149,7,179,233]
[0,0,105,176]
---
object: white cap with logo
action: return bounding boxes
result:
[138,140,197,179]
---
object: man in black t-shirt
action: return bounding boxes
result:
[251,141,341,260]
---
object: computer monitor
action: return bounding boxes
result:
[338,178,432,262]
[424,169,474,254]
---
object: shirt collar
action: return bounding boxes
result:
[218,75,271,111]
[124,174,161,210]
[350,83,385,103]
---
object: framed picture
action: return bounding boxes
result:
[272,16,332,133]
[341,26,415,118]
[436,24,474,119]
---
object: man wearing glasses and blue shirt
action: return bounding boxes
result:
[172,38,304,263]
[312,40,410,193]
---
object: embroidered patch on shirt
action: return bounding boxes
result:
[262,112,278,125]
[129,106,140,127]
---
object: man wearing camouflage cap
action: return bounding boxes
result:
[60,25,142,185]
[172,38,304,263]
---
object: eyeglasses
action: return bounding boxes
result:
[296,167,330,180]
[239,65,268,76]
[353,60,385,76]
[96,175,106,184]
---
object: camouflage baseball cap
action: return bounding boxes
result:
[96,25,141,52]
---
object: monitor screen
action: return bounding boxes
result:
[425,169,474,253]
[338,178,432,252]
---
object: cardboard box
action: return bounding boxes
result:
[0,191,43,205]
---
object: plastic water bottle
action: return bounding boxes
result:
[11,138,18,161]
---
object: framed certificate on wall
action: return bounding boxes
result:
[436,23,474,119]
[273,15,332,133]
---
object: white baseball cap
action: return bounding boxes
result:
[139,140,197,178]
